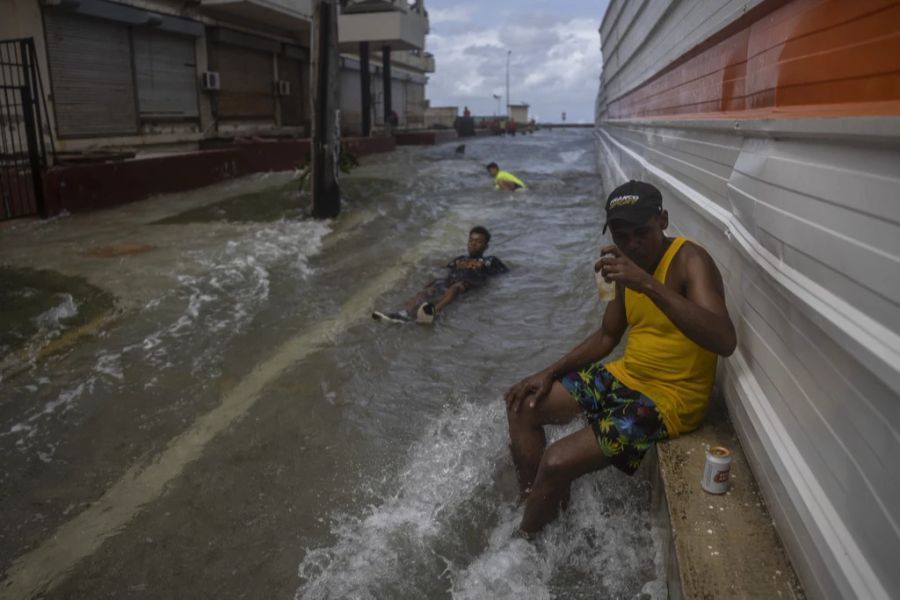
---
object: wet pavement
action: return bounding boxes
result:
[0,130,663,599]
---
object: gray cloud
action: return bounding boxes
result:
[426,17,601,122]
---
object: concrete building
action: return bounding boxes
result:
[0,0,315,157]
[0,0,433,153]
[0,0,434,219]
[424,106,458,129]
[337,0,434,135]
[509,103,530,124]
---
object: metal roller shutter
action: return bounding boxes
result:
[339,67,361,135]
[215,44,274,120]
[133,29,199,119]
[406,81,425,128]
[391,77,406,127]
[278,56,303,126]
[43,10,138,136]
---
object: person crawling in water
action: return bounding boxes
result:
[372,226,509,324]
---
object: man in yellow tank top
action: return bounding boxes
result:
[504,180,737,535]
[486,162,526,191]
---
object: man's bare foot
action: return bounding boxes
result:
[512,527,537,542]
[518,486,532,504]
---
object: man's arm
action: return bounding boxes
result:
[601,243,736,356]
[504,290,627,411]
[489,257,509,274]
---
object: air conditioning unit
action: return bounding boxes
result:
[201,71,220,91]
[275,80,291,96]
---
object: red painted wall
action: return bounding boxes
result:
[41,136,395,215]
[607,0,900,120]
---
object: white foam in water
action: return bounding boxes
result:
[296,401,662,600]
[2,293,82,372]
[296,401,509,600]
[94,352,124,381]
[560,149,588,165]
[32,293,78,329]
[2,216,331,455]
[126,217,330,373]
[451,505,553,600]
[451,423,662,600]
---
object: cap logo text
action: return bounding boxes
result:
[609,195,640,209]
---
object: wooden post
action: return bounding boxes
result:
[310,0,341,218]
[359,41,371,137]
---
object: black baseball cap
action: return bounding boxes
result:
[603,180,663,233]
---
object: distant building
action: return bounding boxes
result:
[424,106,458,129]
[337,0,434,135]
[509,103,530,124]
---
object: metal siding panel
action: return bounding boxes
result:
[406,81,424,127]
[603,0,763,102]
[43,10,138,136]
[738,287,900,597]
[596,118,900,600]
[133,29,198,119]
[339,67,361,135]
[729,145,900,332]
[391,77,405,126]
[278,56,303,126]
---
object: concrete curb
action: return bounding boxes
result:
[650,396,805,598]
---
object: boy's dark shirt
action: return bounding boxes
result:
[444,255,509,289]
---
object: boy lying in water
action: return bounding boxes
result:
[372,226,508,324]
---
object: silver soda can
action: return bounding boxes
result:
[701,446,732,494]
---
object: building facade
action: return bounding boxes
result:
[0,0,433,157]
[337,0,434,136]
[0,0,433,219]
[0,0,315,157]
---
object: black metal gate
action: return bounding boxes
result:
[1,38,54,220]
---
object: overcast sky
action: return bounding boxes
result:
[423,0,610,123]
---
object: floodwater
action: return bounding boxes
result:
[0,130,663,599]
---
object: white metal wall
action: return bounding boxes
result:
[596,3,900,598]
[596,116,900,600]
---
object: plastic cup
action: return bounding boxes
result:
[595,268,616,302]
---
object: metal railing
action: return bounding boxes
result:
[1,38,55,220]
[342,0,426,16]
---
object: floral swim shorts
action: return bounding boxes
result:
[560,362,668,475]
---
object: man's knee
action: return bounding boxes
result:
[536,444,576,484]
[506,400,538,427]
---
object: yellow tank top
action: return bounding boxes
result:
[604,237,717,437]
[495,170,525,189]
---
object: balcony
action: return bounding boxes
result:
[391,50,435,73]
[338,0,428,51]
[201,0,313,33]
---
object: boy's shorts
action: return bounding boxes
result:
[560,362,668,475]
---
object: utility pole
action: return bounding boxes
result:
[505,50,511,119]
[310,0,341,218]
